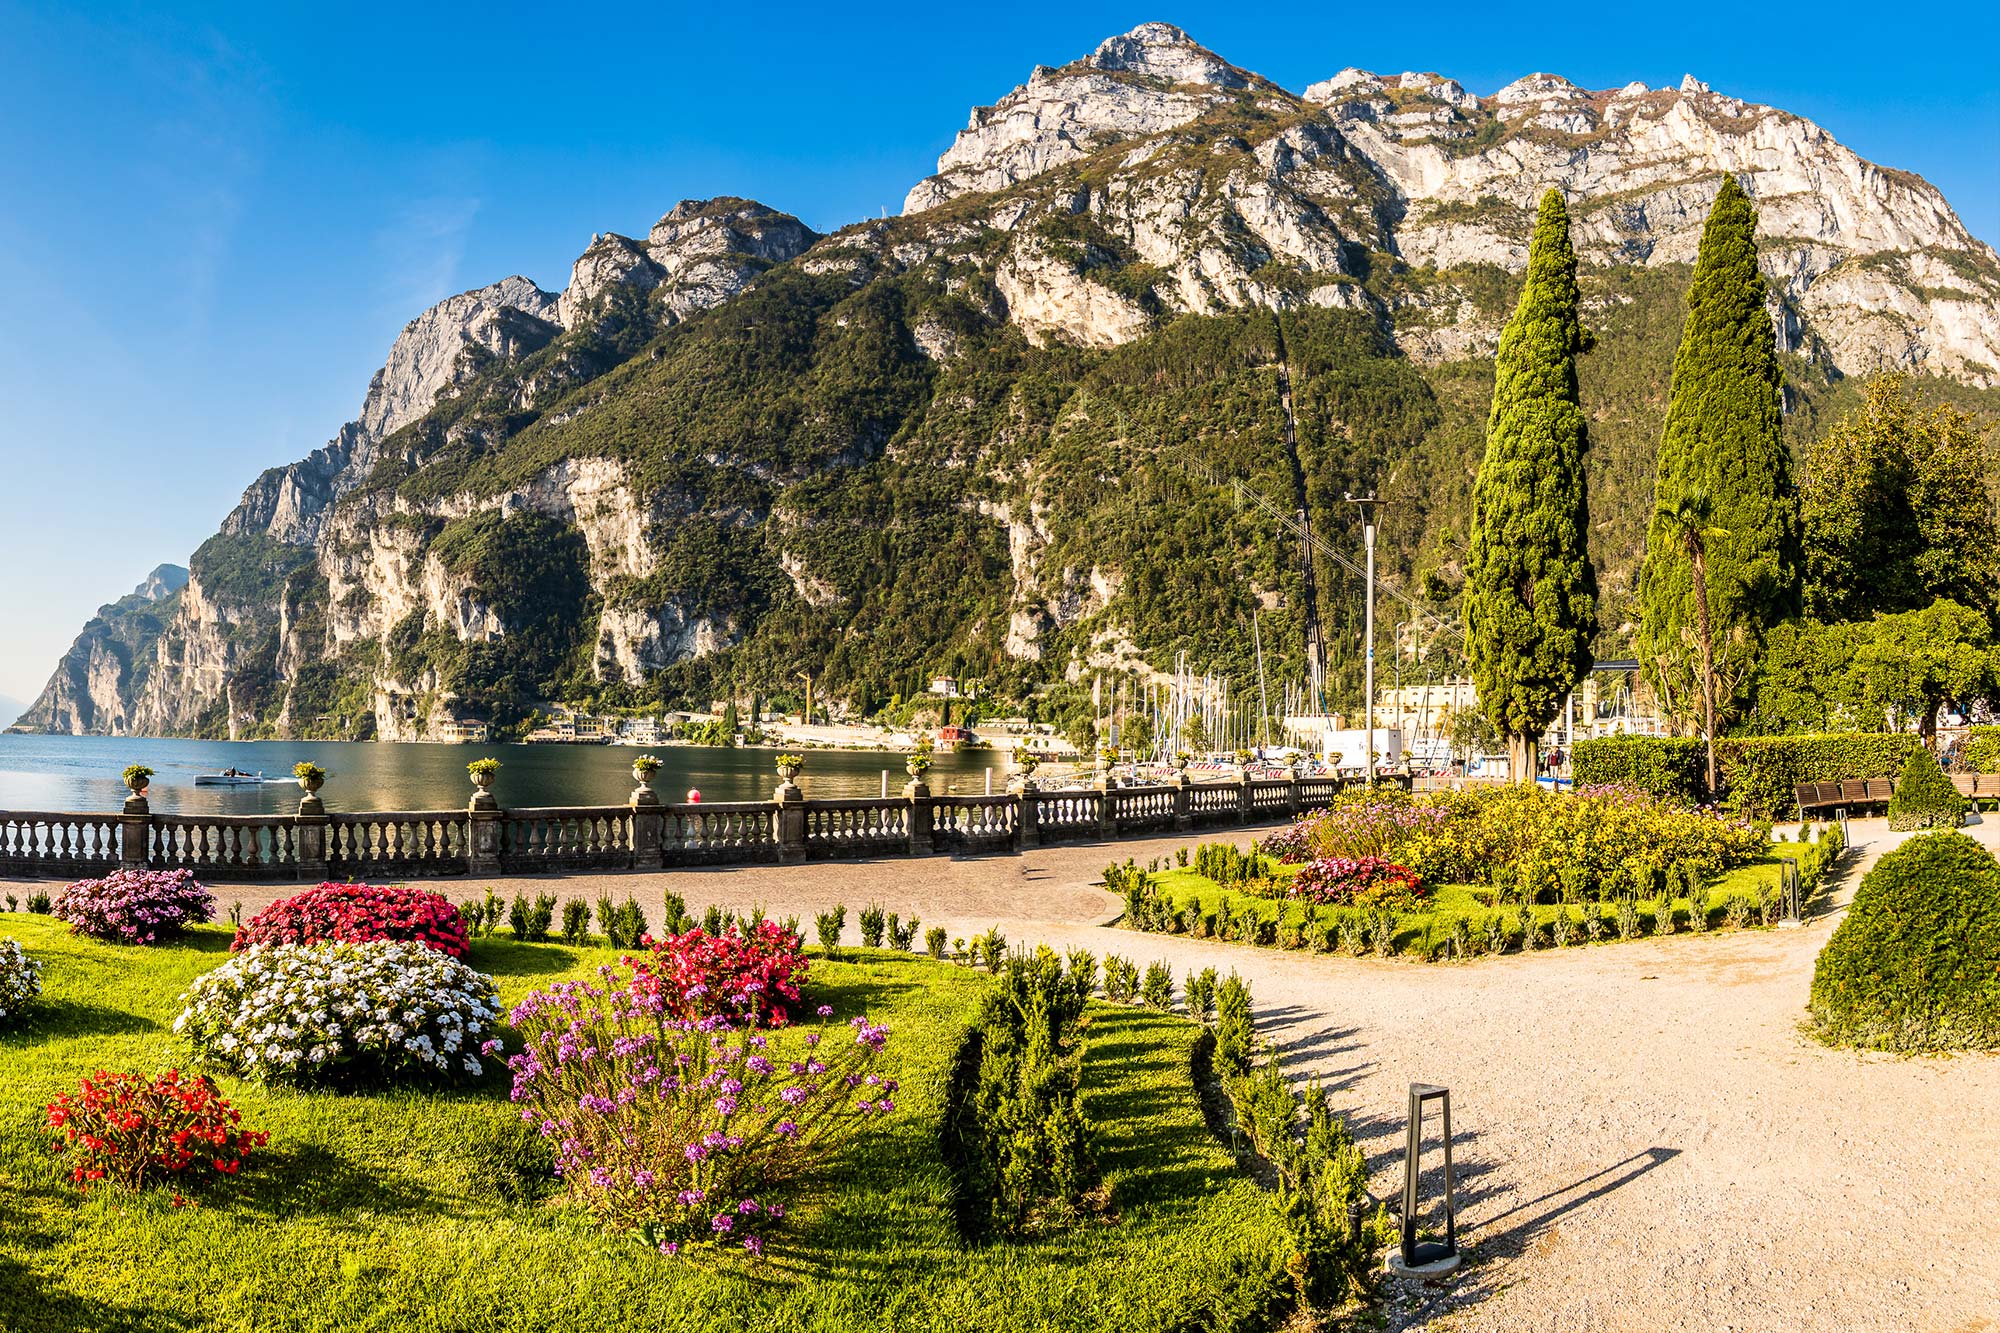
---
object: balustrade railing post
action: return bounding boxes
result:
[905,777,933,855]
[120,791,150,871]
[1096,770,1119,841]
[1013,777,1039,848]
[1288,762,1305,818]
[295,789,329,882]
[631,785,665,869]
[776,783,807,864]
[1173,771,1194,832]
[468,789,502,875]
[1239,771,1254,824]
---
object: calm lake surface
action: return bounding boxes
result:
[0,734,1013,815]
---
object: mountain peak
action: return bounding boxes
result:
[1087,23,1247,89]
[903,23,1256,214]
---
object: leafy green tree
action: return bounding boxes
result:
[1802,376,2000,622]
[1464,190,1598,782]
[1751,620,1871,732]
[1639,177,1801,731]
[1852,599,1998,745]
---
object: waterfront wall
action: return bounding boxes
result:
[0,772,1398,881]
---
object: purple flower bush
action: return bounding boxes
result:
[499,961,895,1258]
[1261,789,1448,864]
[53,869,214,945]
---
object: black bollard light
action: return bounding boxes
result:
[1389,1082,1461,1277]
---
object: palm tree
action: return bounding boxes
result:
[1658,489,1729,795]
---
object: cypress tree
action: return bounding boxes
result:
[1465,190,1598,782]
[1638,176,1801,728]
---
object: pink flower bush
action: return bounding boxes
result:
[500,961,893,1258]
[52,869,213,945]
[232,882,470,958]
[1287,855,1427,909]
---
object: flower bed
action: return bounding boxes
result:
[503,959,894,1257]
[46,1069,267,1193]
[233,882,470,957]
[52,869,213,945]
[634,921,809,1027]
[1285,855,1426,908]
[175,941,500,1085]
[0,938,43,1023]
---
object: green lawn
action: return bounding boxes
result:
[1141,841,1820,956]
[0,918,1292,1333]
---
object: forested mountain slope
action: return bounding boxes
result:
[21,23,2000,738]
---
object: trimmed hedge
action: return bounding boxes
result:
[1718,734,1921,817]
[1571,733,1923,815]
[1809,831,2000,1051]
[1571,736,1707,803]
[1886,746,1966,831]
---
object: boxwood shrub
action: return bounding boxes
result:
[1886,746,1966,831]
[1809,831,2000,1051]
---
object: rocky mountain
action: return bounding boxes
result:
[24,23,2000,739]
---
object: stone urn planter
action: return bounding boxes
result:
[777,759,804,783]
[467,759,500,808]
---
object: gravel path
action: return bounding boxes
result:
[8,819,1995,1330]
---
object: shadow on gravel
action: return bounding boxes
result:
[1271,1022,1365,1065]
[1471,1146,1682,1258]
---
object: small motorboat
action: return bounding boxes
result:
[194,768,267,787]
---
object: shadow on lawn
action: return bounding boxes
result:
[0,1219,197,1333]
[232,1140,436,1221]
[0,998,159,1048]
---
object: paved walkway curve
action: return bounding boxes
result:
[12,819,1995,1331]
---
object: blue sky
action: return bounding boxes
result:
[1,0,1996,707]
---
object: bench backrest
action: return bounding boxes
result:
[1952,774,1978,795]
[1863,778,1894,801]
[1837,780,1870,803]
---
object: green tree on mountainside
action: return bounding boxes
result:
[1464,190,1598,782]
[1639,176,1801,732]
[1801,375,2000,623]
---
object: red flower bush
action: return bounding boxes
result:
[634,921,809,1027]
[1287,856,1428,909]
[46,1069,268,1193]
[233,882,470,957]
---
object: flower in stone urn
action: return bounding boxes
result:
[1174,750,1192,772]
[122,764,153,796]
[292,761,327,794]
[1016,749,1041,774]
[775,753,805,781]
[905,752,933,777]
[467,757,501,790]
[632,753,663,784]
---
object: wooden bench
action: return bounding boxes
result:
[1794,778,1893,818]
[1950,773,2000,807]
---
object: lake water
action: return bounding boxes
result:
[0,734,1015,815]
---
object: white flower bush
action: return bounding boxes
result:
[174,940,501,1085]
[0,938,43,1023]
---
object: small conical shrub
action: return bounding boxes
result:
[1809,831,2000,1051]
[1886,745,1966,831]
